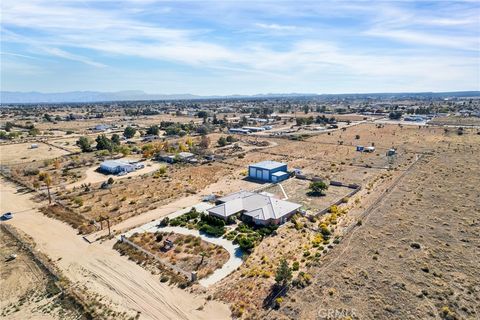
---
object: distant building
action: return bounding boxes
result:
[208,190,301,225]
[248,160,289,183]
[229,128,250,134]
[99,160,136,174]
[92,124,111,132]
[386,149,396,156]
[403,115,425,122]
[142,135,160,142]
[242,126,266,132]
[157,152,196,164]
[248,118,269,123]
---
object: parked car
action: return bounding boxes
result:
[1,212,13,220]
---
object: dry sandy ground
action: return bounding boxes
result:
[271,146,480,319]
[0,227,79,320]
[0,179,231,320]
[88,173,259,240]
[66,159,162,189]
[0,142,70,165]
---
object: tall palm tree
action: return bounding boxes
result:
[39,172,52,204]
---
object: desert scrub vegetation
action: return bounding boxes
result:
[117,231,229,280]
[163,208,227,237]
[113,240,190,287]
[226,222,278,252]
[40,204,95,234]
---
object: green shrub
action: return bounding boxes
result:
[292,261,300,271]
[199,224,225,237]
[199,213,225,227]
[236,235,255,251]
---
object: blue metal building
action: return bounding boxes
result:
[248,160,289,183]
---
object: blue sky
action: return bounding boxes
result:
[1,0,479,94]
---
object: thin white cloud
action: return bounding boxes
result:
[1,0,478,93]
[255,23,298,31]
[365,28,479,51]
[42,48,107,68]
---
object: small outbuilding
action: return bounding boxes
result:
[386,148,396,156]
[248,160,289,183]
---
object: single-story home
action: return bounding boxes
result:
[248,160,289,183]
[157,152,196,164]
[242,126,266,132]
[99,160,136,174]
[229,128,250,134]
[208,190,301,226]
[92,124,111,132]
[142,135,160,142]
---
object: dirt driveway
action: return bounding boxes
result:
[66,159,162,189]
[0,179,230,320]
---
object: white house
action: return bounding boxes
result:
[208,190,301,226]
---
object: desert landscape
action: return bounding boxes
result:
[2,94,479,320]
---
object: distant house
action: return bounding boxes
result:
[208,190,301,225]
[158,154,176,163]
[157,152,196,164]
[92,124,111,132]
[142,135,160,142]
[249,118,270,123]
[99,160,136,174]
[403,115,425,122]
[248,160,289,183]
[229,128,250,134]
[177,152,194,160]
[242,126,266,132]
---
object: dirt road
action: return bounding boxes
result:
[0,179,230,320]
[87,175,258,241]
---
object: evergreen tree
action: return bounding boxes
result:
[275,258,292,287]
[76,136,93,152]
[123,126,136,138]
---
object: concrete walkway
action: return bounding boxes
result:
[123,202,215,237]
[122,203,244,287]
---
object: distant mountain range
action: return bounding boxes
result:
[0,90,478,104]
